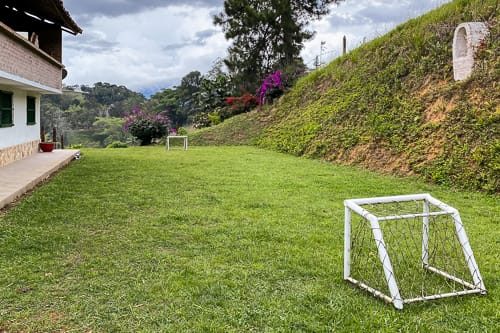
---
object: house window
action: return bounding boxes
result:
[0,91,13,127]
[27,96,36,125]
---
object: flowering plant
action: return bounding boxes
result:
[124,106,170,145]
[257,70,283,109]
[224,93,259,115]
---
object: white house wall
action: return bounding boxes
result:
[0,87,41,167]
[0,87,41,148]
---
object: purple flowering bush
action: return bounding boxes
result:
[257,70,283,109]
[124,106,170,145]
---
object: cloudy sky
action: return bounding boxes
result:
[62,0,451,96]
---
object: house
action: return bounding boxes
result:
[0,0,81,167]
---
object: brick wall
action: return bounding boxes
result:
[0,25,62,90]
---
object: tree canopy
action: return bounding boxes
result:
[214,0,342,90]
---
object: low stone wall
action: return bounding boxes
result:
[0,140,40,167]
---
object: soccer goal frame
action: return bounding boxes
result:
[344,193,486,310]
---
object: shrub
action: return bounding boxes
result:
[177,127,188,135]
[224,93,259,116]
[192,113,212,129]
[124,106,170,145]
[257,70,284,109]
[168,127,188,136]
[106,141,128,148]
[208,112,221,126]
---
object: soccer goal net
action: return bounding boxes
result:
[344,193,486,310]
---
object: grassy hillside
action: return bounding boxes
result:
[192,0,499,193]
[189,111,269,146]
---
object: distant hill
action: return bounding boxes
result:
[191,0,499,193]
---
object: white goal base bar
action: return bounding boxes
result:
[344,193,487,310]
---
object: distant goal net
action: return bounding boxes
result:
[344,193,486,310]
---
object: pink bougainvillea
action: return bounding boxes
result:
[257,70,283,110]
[124,106,170,145]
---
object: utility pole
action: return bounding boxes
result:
[319,41,326,67]
[342,35,347,55]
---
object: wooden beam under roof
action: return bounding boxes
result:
[0,0,82,35]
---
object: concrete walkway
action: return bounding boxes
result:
[0,149,79,210]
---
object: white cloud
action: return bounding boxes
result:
[63,5,228,92]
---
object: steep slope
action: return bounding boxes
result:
[193,0,499,193]
[189,111,269,146]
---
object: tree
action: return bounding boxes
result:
[193,58,232,115]
[147,71,202,127]
[214,0,341,90]
[124,106,170,145]
[85,82,146,118]
[177,71,203,116]
[149,88,184,126]
[91,117,131,147]
[148,60,234,127]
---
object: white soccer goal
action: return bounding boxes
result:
[344,193,486,310]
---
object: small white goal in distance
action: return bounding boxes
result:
[344,193,486,310]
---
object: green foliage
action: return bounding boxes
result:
[92,117,132,147]
[192,112,212,129]
[62,118,133,148]
[193,59,233,116]
[149,62,232,127]
[106,141,128,148]
[82,82,146,118]
[66,130,102,148]
[207,112,221,126]
[176,71,203,121]
[149,88,185,126]
[177,127,188,136]
[0,146,498,331]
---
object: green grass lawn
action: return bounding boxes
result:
[0,146,498,332]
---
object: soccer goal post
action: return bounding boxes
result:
[344,193,486,310]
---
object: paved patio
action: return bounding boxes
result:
[0,149,79,210]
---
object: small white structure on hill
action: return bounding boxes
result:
[452,22,489,81]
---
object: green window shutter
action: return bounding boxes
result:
[0,91,13,127]
[27,96,36,125]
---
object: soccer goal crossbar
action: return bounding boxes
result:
[344,193,487,310]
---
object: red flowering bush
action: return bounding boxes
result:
[224,93,259,116]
